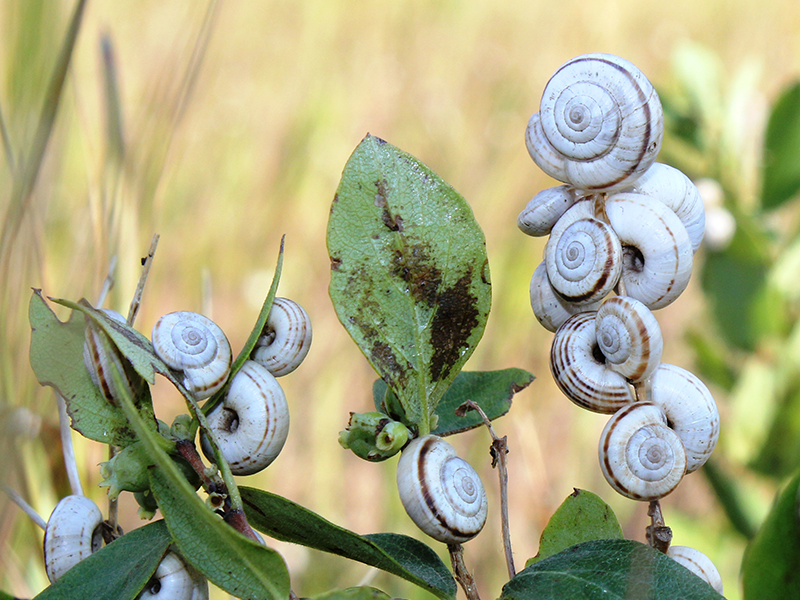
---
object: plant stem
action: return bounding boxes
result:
[458,400,515,579]
[57,393,83,497]
[127,234,159,325]
[448,543,481,600]
[646,500,672,553]
[1,483,46,530]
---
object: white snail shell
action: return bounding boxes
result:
[550,312,635,414]
[624,163,706,253]
[152,312,232,400]
[599,402,687,501]
[646,363,719,473]
[526,53,663,192]
[605,192,693,310]
[201,360,289,475]
[44,495,104,583]
[139,551,209,600]
[595,296,663,382]
[545,217,622,305]
[529,261,602,332]
[517,185,581,237]
[252,297,312,377]
[83,309,140,405]
[396,435,488,544]
[667,545,723,594]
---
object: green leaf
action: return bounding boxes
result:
[28,290,144,445]
[373,369,534,436]
[762,81,800,210]
[109,350,290,600]
[328,135,491,433]
[502,539,724,600]
[526,489,622,567]
[306,588,392,600]
[742,470,800,599]
[241,487,457,600]
[0,592,21,600]
[33,520,171,600]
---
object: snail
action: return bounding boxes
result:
[646,363,719,473]
[200,360,290,475]
[44,495,104,583]
[594,296,663,382]
[152,311,232,400]
[138,551,209,600]
[605,192,693,310]
[529,261,602,333]
[252,297,313,377]
[396,435,488,544]
[525,53,663,192]
[550,312,635,414]
[517,185,581,237]
[83,309,143,405]
[667,545,723,594]
[599,402,687,501]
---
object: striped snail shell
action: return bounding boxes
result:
[252,297,312,377]
[526,53,663,192]
[517,185,581,237]
[646,363,719,473]
[200,360,289,475]
[667,545,724,594]
[529,261,602,332]
[396,435,488,544]
[599,402,687,501]
[44,495,104,583]
[152,312,232,400]
[624,163,706,253]
[139,551,209,600]
[83,309,142,405]
[550,312,635,413]
[595,296,663,382]
[545,217,622,305]
[605,193,693,310]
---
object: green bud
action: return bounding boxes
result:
[170,414,195,440]
[134,489,158,520]
[100,443,152,500]
[339,412,410,462]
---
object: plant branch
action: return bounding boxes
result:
[57,393,83,497]
[1,483,46,530]
[646,500,672,553]
[448,543,481,600]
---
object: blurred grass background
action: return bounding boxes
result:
[2,1,800,598]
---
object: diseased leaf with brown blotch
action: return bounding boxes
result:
[327,135,491,429]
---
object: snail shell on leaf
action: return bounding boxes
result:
[44,495,104,583]
[646,363,719,473]
[517,185,581,237]
[201,360,289,475]
[526,53,663,192]
[139,551,209,600]
[599,402,687,501]
[667,545,723,594]
[152,312,232,400]
[396,435,488,544]
[605,192,693,310]
[550,312,635,414]
[252,297,312,377]
[595,295,663,382]
[529,261,602,332]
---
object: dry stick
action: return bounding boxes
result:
[1,483,46,530]
[127,234,159,325]
[646,500,672,554]
[448,544,482,600]
[458,400,516,580]
[57,396,83,497]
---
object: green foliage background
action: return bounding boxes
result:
[1,1,800,599]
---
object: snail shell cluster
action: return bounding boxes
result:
[44,495,104,583]
[396,435,488,544]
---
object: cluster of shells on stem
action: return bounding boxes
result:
[520,52,722,594]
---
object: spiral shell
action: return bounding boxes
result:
[599,402,687,500]
[667,545,723,594]
[595,296,663,382]
[396,435,487,544]
[545,217,622,305]
[550,312,635,413]
[625,163,705,253]
[526,53,663,192]
[152,312,232,400]
[44,495,104,583]
[252,297,313,377]
[83,309,142,405]
[517,185,581,237]
[646,363,719,473]
[605,192,693,309]
[139,551,209,600]
[529,261,602,332]
[201,360,289,475]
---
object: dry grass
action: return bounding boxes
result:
[2,1,800,598]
